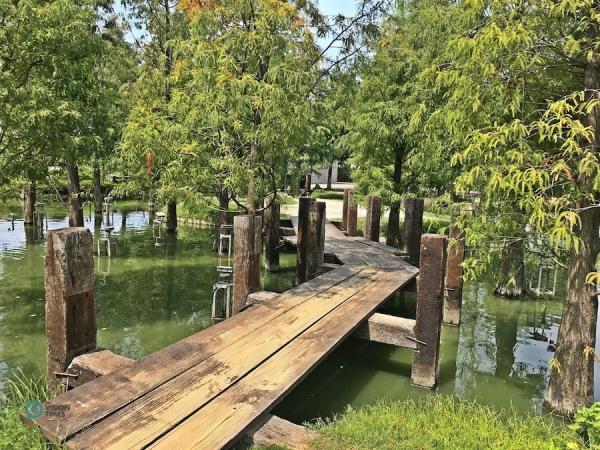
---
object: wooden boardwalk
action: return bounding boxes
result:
[26,218,418,449]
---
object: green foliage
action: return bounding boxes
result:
[571,403,600,447]
[310,189,344,200]
[311,396,582,450]
[0,370,63,450]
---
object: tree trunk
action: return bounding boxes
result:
[22,183,36,225]
[304,174,312,192]
[265,196,280,272]
[386,146,404,247]
[544,206,599,415]
[386,203,401,248]
[66,163,84,227]
[326,164,333,190]
[93,162,103,214]
[544,50,600,416]
[494,240,526,298]
[166,201,177,233]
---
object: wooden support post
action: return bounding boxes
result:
[315,201,326,267]
[346,190,358,237]
[365,195,382,242]
[342,189,350,230]
[404,198,424,267]
[443,215,465,325]
[233,215,262,315]
[296,197,311,284]
[45,228,96,393]
[411,234,447,388]
[265,196,280,272]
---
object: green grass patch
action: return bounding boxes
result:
[311,189,344,201]
[310,396,580,450]
[0,370,63,450]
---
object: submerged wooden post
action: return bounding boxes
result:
[411,234,447,389]
[297,198,324,283]
[346,190,358,237]
[342,189,350,231]
[233,215,262,314]
[443,215,465,325]
[45,228,96,393]
[22,184,36,225]
[296,197,311,284]
[365,195,382,242]
[404,198,424,267]
[265,196,281,272]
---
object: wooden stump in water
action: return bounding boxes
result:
[167,201,178,233]
[411,234,447,388]
[22,183,36,225]
[45,228,96,393]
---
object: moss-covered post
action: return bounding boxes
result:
[365,195,382,242]
[411,234,447,388]
[265,196,280,272]
[346,190,358,237]
[404,198,424,266]
[45,228,96,393]
[233,214,262,314]
[443,215,465,325]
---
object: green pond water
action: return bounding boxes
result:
[0,200,597,423]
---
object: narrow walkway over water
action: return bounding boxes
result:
[25,218,418,449]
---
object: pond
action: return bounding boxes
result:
[0,200,597,422]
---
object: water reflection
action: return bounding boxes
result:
[0,201,296,395]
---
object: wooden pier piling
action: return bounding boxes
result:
[233,215,262,314]
[45,228,96,393]
[443,215,465,325]
[404,198,424,267]
[411,234,447,388]
[346,190,358,237]
[342,189,350,231]
[166,201,177,233]
[297,198,326,283]
[315,201,326,267]
[365,195,382,242]
[265,196,281,272]
[296,197,311,284]
[22,184,36,225]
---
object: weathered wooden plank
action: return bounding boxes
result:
[67,350,133,388]
[149,266,417,450]
[66,269,379,449]
[248,414,318,450]
[26,265,363,443]
[353,313,417,349]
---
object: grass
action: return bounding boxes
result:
[0,370,62,450]
[311,189,345,201]
[309,396,581,450]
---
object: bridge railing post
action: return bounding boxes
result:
[233,214,262,314]
[297,198,326,284]
[443,214,465,325]
[404,198,424,267]
[346,190,358,237]
[411,233,447,389]
[45,227,96,393]
[365,195,382,242]
[342,189,350,231]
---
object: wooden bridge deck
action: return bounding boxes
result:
[26,218,418,449]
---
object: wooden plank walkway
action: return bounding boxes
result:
[25,215,418,449]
